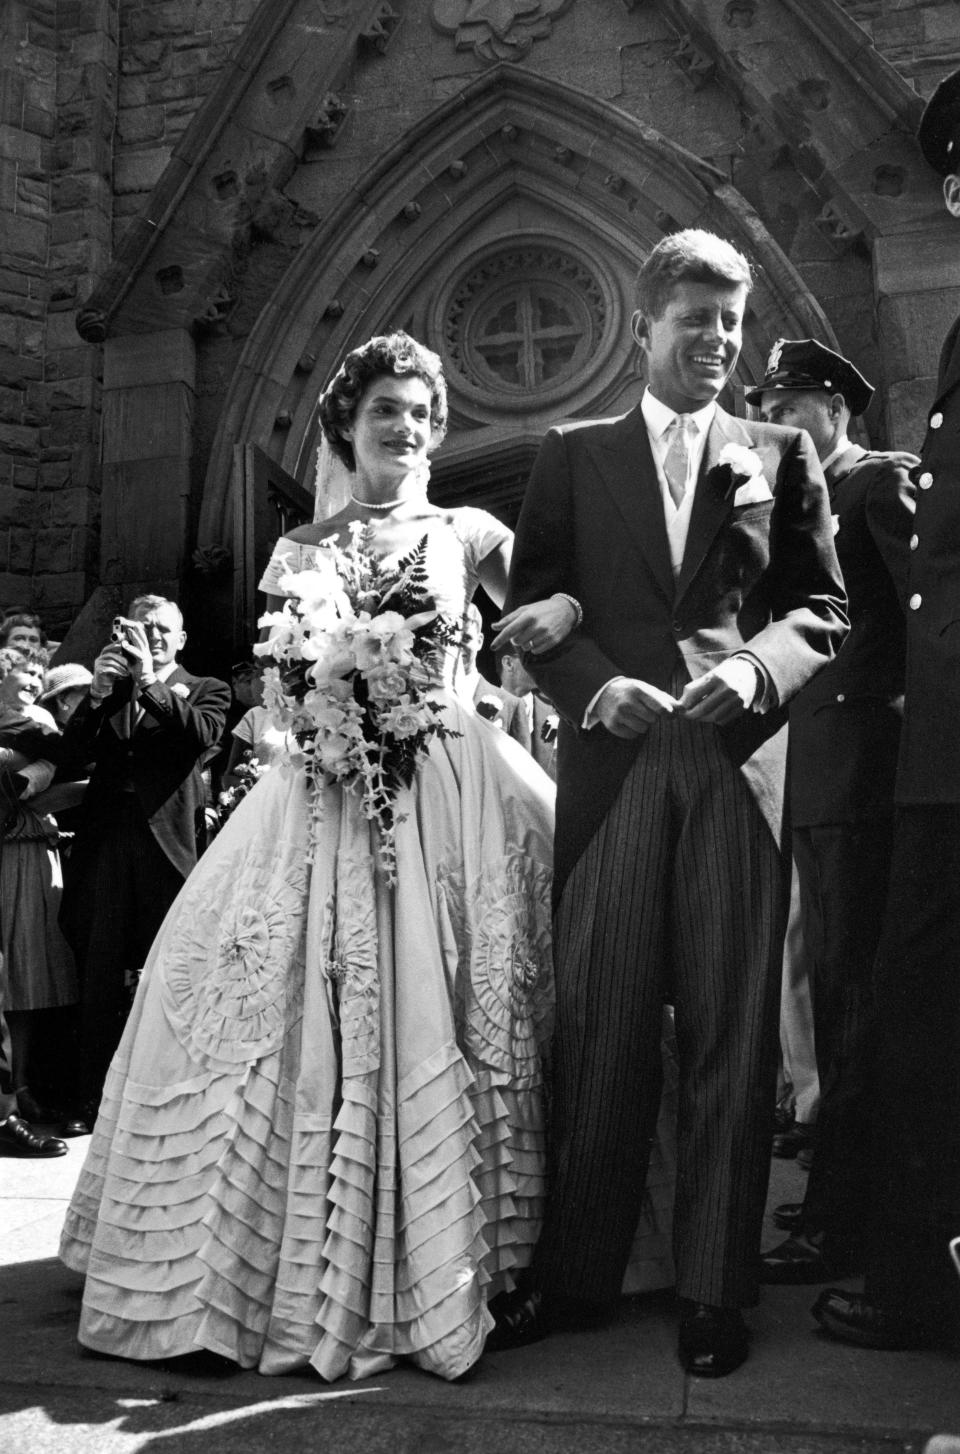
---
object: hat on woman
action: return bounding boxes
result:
[38,661,93,703]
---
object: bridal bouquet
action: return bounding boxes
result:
[254,522,461,879]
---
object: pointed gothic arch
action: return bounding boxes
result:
[196,65,836,556]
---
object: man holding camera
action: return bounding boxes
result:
[61,595,229,1121]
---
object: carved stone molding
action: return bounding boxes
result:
[814,200,866,255]
[358,3,401,54]
[431,0,574,65]
[303,93,349,155]
[191,544,232,576]
[671,34,717,90]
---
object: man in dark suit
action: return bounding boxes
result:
[745,340,915,1285]
[814,71,960,1352]
[460,602,527,740]
[61,595,229,1119]
[491,229,847,1375]
[496,643,558,780]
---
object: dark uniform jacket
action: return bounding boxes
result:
[897,316,960,805]
[789,445,915,826]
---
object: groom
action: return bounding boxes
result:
[495,229,847,1376]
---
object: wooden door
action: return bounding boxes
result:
[233,443,314,652]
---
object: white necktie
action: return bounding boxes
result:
[663,414,696,508]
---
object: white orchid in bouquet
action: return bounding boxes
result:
[254,522,461,880]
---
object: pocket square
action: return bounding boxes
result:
[733,478,774,506]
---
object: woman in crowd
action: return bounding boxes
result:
[0,612,47,659]
[61,332,579,1383]
[0,648,78,1122]
[221,663,293,787]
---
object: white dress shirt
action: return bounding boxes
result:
[582,389,769,727]
[641,390,716,580]
[819,435,851,474]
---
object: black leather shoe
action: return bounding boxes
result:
[61,1117,91,1138]
[772,1122,816,1160]
[760,1234,859,1285]
[486,1286,548,1352]
[677,1302,749,1377]
[811,1288,933,1349]
[0,1114,68,1157]
[773,1102,794,1136]
[772,1200,804,1231]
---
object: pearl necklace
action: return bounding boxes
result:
[350,493,403,511]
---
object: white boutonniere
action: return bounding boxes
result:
[171,682,191,699]
[715,443,773,504]
[476,694,503,724]
[540,712,559,745]
[719,442,765,480]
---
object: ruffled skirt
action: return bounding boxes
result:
[60,703,558,1381]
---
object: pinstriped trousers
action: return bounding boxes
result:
[532,712,787,1310]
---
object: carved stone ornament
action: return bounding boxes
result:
[432,0,574,65]
[191,544,232,575]
[444,245,606,397]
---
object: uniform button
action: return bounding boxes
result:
[919,472,933,489]
[672,620,683,633]
[836,692,845,703]
[910,533,919,551]
[909,593,922,610]
[930,412,943,429]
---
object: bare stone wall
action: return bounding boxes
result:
[113,0,261,241]
[837,0,960,91]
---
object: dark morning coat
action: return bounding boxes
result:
[506,402,848,895]
[64,665,230,878]
[789,444,916,827]
[896,315,960,805]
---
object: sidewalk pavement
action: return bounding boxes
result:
[1,1143,958,1454]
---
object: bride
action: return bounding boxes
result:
[59,332,580,1383]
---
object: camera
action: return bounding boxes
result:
[111,616,139,651]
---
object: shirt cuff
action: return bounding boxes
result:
[582,676,626,729]
[732,652,776,713]
[18,759,55,797]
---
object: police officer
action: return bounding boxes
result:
[745,340,915,1286]
[813,72,960,1350]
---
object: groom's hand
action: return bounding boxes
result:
[678,658,758,724]
[595,678,680,738]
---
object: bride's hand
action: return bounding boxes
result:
[491,594,580,655]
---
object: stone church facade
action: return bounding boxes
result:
[2,0,957,671]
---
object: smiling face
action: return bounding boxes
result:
[3,624,42,653]
[341,374,433,487]
[636,279,747,414]
[0,661,44,710]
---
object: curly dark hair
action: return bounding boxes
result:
[318,332,448,471]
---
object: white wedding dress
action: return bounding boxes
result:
[60,507,677,1382]
[61,510,559,1381]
